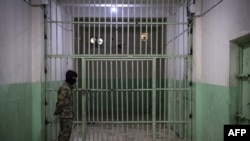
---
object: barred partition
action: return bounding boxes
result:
[45,0,192,141]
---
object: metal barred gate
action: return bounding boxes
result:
[44,0,193,141]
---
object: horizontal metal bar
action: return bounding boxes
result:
[84,58,152,61]
[46,20,188,25]
[76,88,191,91]
[46,54,191,59]
[73,120,189,124]
[46,88,191,92]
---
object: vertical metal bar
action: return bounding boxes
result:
[91,61,97,140]
[115,0,118,55]
[141,60,144,141]
[139,0,142,55]
[121,60,124,136]
[188,4,193,135]
[82,58,87,141]
[49,0,52,55]
[111,61,114,141]
[161,0,164,55]
[92,0,96,54]
[97,61,99,123]
[110,4,113,55]
[150,0,153,54]
[156,0,159,55]
[136,61,139,140]
[167,58,171,140]
[55,0,58,55]
[88,0,91,54]
[106,60,109,121]
[159,58,162,133]
[184,57,187,139]
[116,61,119,121]
[127,0,130,54]
[152,58,156,141]
[121,64,123,141]
[104,0,107,54]
[77,0,80,55]
[133,0,136,55]
[98,0,101,54]
[173,58,176,139]
[164,58,167,140]
[87,61,90,124]
[92,61,95,130]
[126,60,128,136]
[132,61,134,121]
[182,2,186,137]
[75,2,80,139]
[71,0,75,55]
[83,1,85,55]
[101,61,104,141]
[44,2,49,139]
[145,0,148,54]
[146,60,149,136]
[61,7,64,56]
[121,0,124,55]
[96,60,99,140]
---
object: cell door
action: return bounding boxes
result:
[237,43,250,124]
[81,58,156,141]
[69,56,192,141]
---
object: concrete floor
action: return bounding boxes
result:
[71,124,185,141]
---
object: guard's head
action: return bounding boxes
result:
[65,70,77,85]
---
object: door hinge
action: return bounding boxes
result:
[189,81,193,86]
[45,119,50,125]
[189,113,192,119]
[44,67,47,74]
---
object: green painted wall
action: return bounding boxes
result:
[0,81,236,141]
[0,83,43,141]
[193,82,234,141]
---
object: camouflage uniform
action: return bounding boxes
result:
[55,81,74,141]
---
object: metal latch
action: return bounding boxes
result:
[235,74,250,80]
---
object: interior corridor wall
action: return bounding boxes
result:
[192,0,250,141]
[0,0,44,141]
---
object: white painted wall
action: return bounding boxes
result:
[193,0,250,86]
[0,0,34,84]
[0,0,74,84]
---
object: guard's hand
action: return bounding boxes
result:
[54,108,62,116]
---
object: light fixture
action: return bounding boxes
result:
[90,37,103,46]
[141,33,148,41]
[90,37,96,44]
[111,7,117,12]
[97,38,103,45]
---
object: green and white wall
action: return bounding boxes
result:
[193,0,250,141]
[1,0,250,141]
[0,0,44,141]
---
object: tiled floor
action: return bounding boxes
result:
[71,124,185,141]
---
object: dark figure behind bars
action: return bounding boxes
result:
[54,70,77,141]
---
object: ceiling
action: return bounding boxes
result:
[56,0,186,18]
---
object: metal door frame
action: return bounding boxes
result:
[236,42,250,124]
[80,57,157,140]
[76,55,192,141]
